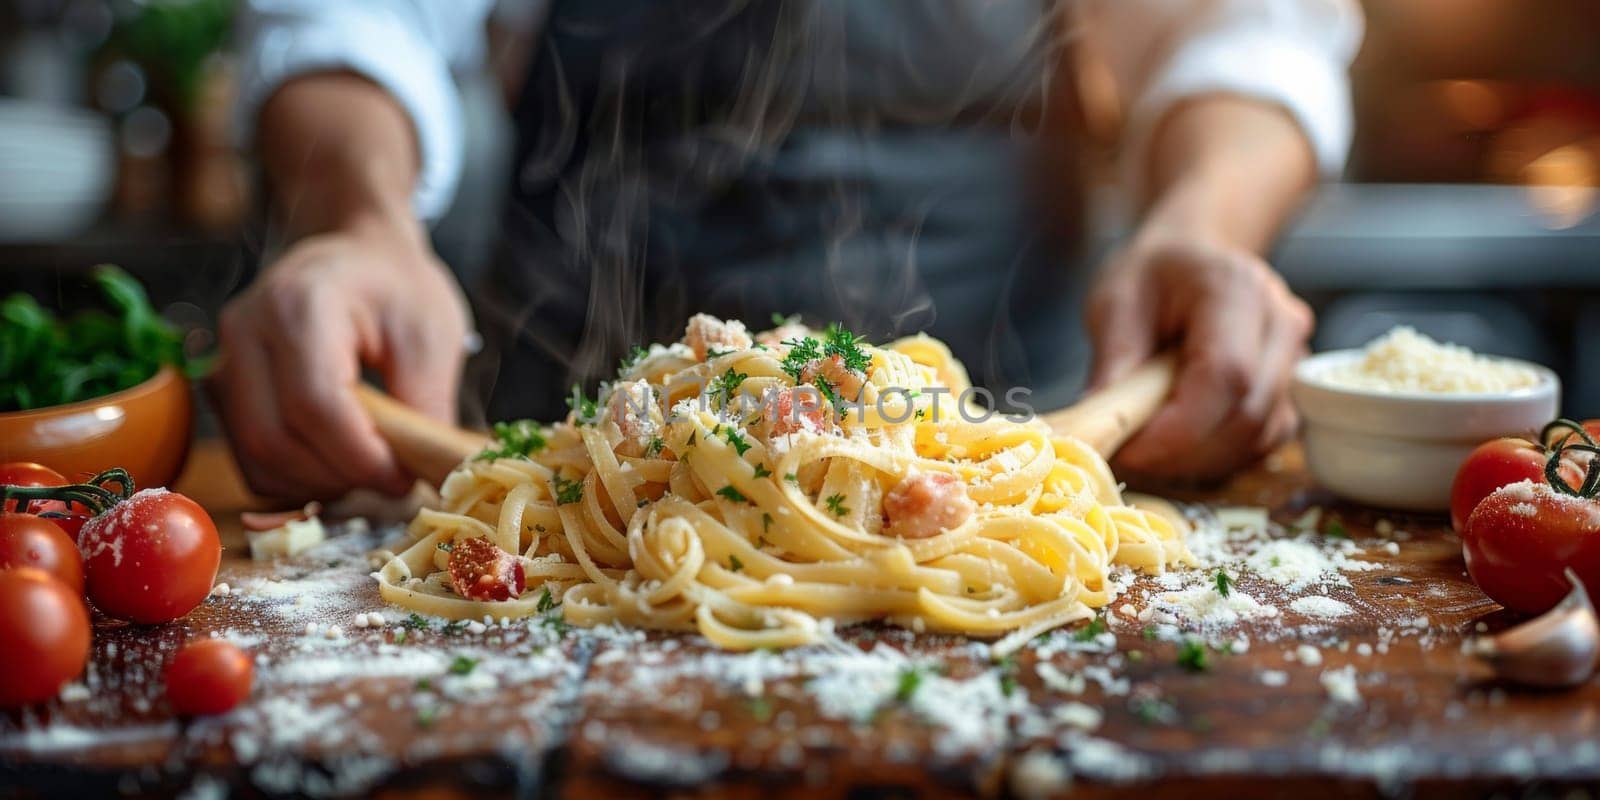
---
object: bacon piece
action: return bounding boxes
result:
[447,537,527,601]
[768,387,829,437]
[800,354,866,400]
[684,313,753,361]
[240,502,322,532]
[883,472,976,539]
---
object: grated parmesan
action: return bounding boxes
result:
[1321,326,1540,394]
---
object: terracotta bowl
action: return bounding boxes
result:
[0,365,194,490]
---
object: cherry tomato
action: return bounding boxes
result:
[0,513,84,592]
[1450,437,1586,532]
[80,489,221,624]
[447,536,525,601]
[0,567,91,707]
[165,639,253,716]
[0,462,68,515]
[1462,480,1600,614]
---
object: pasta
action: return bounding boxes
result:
[375,315,1192,653]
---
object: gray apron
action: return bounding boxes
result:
[473,0,1091,423]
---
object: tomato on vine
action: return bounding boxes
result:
[0,513,83,591]
[1450,419,1593,532]
[6,470,221,624]
[1462,431,1600,615]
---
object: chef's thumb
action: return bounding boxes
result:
[1084,284,1156,392]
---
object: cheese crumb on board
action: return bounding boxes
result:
[1321,666,1362,706]
[1291,596,1354,619]
[248,517,327,560]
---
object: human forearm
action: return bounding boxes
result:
[1135,94,1317,255]
[255,72,423,241]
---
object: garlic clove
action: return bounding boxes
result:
[1470,569,1600,689]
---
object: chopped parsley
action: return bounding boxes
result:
[1131,696,1178,726]
[644,436,665,457]
[710,368,748,409]
[993,654,1019,697]
[415,705,438,728]
[822,322,871,374]
[716,485,749,504]
[721,426,752,456]
[619,345,649,373]
[771,312,799,327]
[552,475,584,505]
[747,696,773,722]
[779,336,823,382]
[728,554,744,573]
[1141,625,1159,641]
[1177,640,1209,672]
[894,666,925,703]
[402,613,430,632]
[824,493,848,517]
[1324,519,1349,539]
[537,586,557,613]
[783,473,798,483]
[706,347,736,359]
[1072,613,1108,643]
[1214,569,1233,598]
[436,541,454,553]
[566,384,599,424]
[393,629,407,644]
[474,419,547,461]
[762,513,773,534]
[752,463,772,478]
[449,655,479,675]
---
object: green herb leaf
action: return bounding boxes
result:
[716,485,749,504]
[1177,640,1209,672]
[721,425,752,456]
[894,666,925,703]
[1073,614,1108,643]
[728,554,744,573]
[552,475,584,505]
[1324,520,1349,539]
[566,384,599,424]
[824,493,848,517]
[402,613,431,631]
[537,586,556,613]
[1214,570,1233,598]
[752,463,772,479]
[475,419,548,461]
[449,655,479,675]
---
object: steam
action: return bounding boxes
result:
[474,1,1084,421]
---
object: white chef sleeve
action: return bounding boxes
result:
[1092,0,1365,177]
[234,0,495,221]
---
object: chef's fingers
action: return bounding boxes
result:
[209,316,349,500]
[376,310,465,427]
[1189,293,1311,470]
[1114,262,1265,476]
[1085,272,1158,391]
[259,290,413,497]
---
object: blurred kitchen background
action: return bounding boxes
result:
[1,0,1598,413]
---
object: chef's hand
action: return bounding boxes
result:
[1085,229,1312,482]
[210,215,470,500]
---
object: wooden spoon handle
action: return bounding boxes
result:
[1040,354,1178,458]
[354,384,491,486]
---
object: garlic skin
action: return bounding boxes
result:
[1470,570,1600,689]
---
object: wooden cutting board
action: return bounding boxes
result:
[2,441,1597,800]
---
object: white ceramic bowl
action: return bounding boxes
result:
[1291,350,1560,511]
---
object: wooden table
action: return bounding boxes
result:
[3,441,1598,799]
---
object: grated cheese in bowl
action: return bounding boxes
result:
[1320,326,1540,395]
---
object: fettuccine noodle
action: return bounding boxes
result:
[376,316,1191,653]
